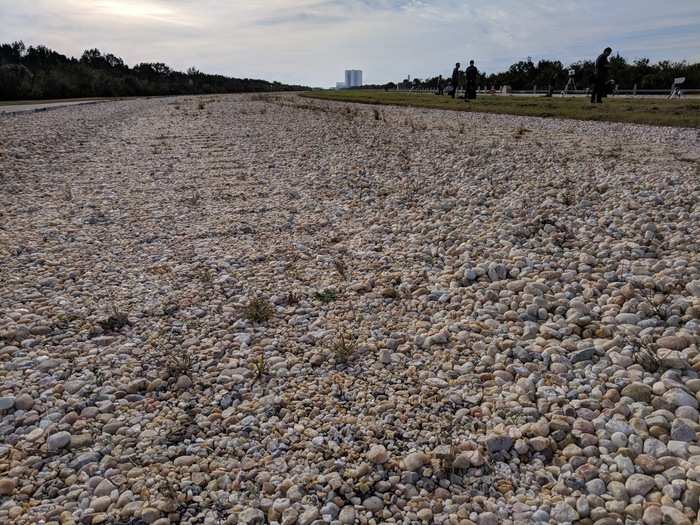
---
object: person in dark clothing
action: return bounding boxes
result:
[451,63,461,98]
[546,73,556,97]
[591,47,612,103]
[437,75,444,95]
[465,60,478,100]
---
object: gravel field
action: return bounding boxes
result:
[1,93,699,525]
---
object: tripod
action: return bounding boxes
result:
[669,77,685,99]
[562,70,576,95]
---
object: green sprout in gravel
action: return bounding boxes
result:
[244,295,274,323]
[315,289,337,303]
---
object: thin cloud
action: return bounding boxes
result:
[1,0,698,86]
[256,12,350,26]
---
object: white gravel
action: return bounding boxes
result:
[1,93,699,525]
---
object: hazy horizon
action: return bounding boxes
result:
[2,1,699,87]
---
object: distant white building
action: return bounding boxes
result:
[344,70,363,88]
[335,82,346,89]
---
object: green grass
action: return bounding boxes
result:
[301,90,700,128]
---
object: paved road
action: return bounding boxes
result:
[0,100,104,115]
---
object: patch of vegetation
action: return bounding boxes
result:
[331,331,357,363]
[182,190,202,206]
[514,126,531,139]
[252,354,268,382]
[285,290,301,305]
[301,90,700,128]
[315,289,338,303]
[621,334,660,372]
[243,295,274,323]
[333,258,348,280]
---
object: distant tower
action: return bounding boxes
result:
[344,69,363,88]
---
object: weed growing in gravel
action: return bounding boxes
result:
[331,331,357,363]
[164,347,194,378]
[183,190,202,206]
[98,306,131,332]
[91,366,105,387]
[621,334,660,372]
[252,354,268,382]
[198,101,206,110]
[315,289,337,303]
[243,296,274,323]
[514,127,531,139]
[147,327,195,379]
[633,281,672,320]
[285,291,301,305]
[333,258,348,280]
[560,189,576,206]
[438,443,459,475]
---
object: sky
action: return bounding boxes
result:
[2,0,699,87]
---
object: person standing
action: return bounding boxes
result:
[591,47,612,103]
[465,60,478,100]
[451,63,461,98]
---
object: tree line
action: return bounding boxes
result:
[0,41,309,100]
[366,56,698,92]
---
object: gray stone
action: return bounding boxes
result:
[625,473,656,496]
[0,397,15,411]
[663,388,698,409]
[338,506,356,524]
[670,419,695,442]
[586,478,606,496]
[621,382,652,402]
[660,506,691,525]
[486,434,513,454]
[47,431,71,452]
[94,479,116,497]
[477,512,499,525]
[551,502,579,522]
[14,393,34,411]
[367,445,388,464]
[321,502,339,518]
[298,508,319,525]
[362,496,384,512]
[656,335,689,350]
[91,495,112,512]
[570,347,596,364]
[239,508,265,524]
[70,452,101,470]
[403,451,429,471]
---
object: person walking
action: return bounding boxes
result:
[451,63,461,98]
[465,60,478,100]
[591,47,612,103]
